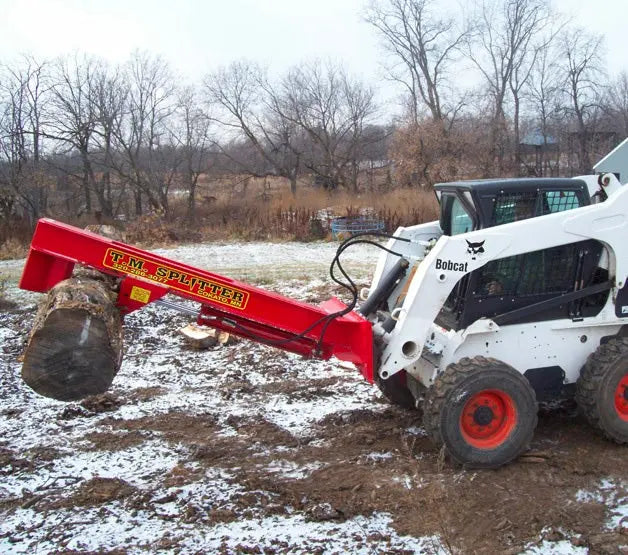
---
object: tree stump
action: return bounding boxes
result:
[21,277,124,401]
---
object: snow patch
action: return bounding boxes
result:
[263,459,324,479]
[2,442,181,497]
[0,509,445,554]
[576,478,628,530]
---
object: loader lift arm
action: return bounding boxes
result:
[19,218,375,381]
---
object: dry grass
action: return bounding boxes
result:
[157,184,439,246]
[0,237,29,261]
[0,276,17,310]
[1,175,440,256]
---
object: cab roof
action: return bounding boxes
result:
[434,177,587,195]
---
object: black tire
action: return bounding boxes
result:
[576,337,628,444]
[423,357,538,469]
[376,370,417,410]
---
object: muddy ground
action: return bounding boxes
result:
[0,242,627,554]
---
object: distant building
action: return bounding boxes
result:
[519,131,559,177]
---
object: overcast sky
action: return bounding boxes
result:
[0,0,625,99]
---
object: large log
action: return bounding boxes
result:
[21,276,124,401]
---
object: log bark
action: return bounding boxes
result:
[21,277,124,401]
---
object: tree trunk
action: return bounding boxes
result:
[187,172,197,224]
[289,175,297,197]
[134,190,142,216]
[187,189,196,223]
[21,276,124,401]
[513,94,521,176]
[103,133,113,217]
[83,178,92,214]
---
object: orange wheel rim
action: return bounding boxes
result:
[614,374,628,422]
[460,389,517,449]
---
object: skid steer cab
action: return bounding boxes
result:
[366,173,628,467]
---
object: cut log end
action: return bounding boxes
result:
[179,323,230,349]
[21,278,123,401]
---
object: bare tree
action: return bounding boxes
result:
[48,54,99,215]
[21,56,47,167]
[523,41,564,175]
[91,62,128,217]
[560,30,605,173]
[113,51,176,216]
[280,60,377,192]
[0,56,50,225]
[172,85,213,223]
[509,25,560,173]
[365,0,469,123]
[605,71,628,137]
[203,60,302,196]
[467,0,553,173]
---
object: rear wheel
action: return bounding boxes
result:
[423,357,538,468]
[576,337,628,444]
[373,342,417,410]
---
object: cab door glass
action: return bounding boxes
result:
[450,197,473,235]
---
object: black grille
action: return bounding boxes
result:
[491,190,583,226]
[492,192,537,225]
[475,244,579,298]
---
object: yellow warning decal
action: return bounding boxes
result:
[103,248,250,310]
[130,285,151,304]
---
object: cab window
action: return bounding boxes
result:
[544,190,583,213]
[492,192,537,225]
[441,194,473,236]
[491,189,585,226]
[451,198,473,235]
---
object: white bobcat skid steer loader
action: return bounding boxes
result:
[364,174,628,468]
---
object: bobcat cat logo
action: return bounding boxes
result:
[466,240,485,260]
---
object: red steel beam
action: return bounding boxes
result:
[19,219,374,382]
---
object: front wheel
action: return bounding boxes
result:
[376,370,417,410]
[423,357,538,468]
[576,337,628,444]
